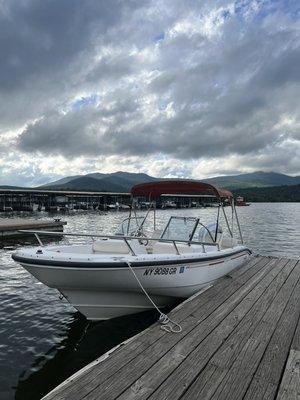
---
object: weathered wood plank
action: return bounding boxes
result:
[291,309,300,352]
[146,258,296,400]
[196,259,300,400]
[46,256,270,400]
[276,349,300,400]
[0,218,67,237]
[180,259,299,400]
[117,258,291,400]
[84,258,288,399]
[243,262,300,400]
[275,312,300,400]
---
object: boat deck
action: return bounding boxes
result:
[44,255,300,400]
[0,218,67,238]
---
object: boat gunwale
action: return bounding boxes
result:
[12,247,251,269]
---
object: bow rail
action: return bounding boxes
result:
[18,229,222,256]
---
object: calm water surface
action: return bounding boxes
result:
[0,203,299,399]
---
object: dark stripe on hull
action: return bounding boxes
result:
[12,248,251,269]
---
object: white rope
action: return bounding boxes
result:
[126,261,182,333]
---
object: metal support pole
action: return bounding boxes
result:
[127,198,133,235]
[172,240,180,255]
[231,199,234,237]
[215,204,220,242]
[189,218,199,244]
[233,204,244,244]
[221,204,233,237]
[123,237,136,256]
[34,233,44,246]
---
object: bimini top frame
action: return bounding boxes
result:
[131,180,233,201]
[130,180,243,244]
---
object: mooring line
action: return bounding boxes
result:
[126,261,182,333]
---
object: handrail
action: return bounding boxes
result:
[18,230,222,253]
[172,240,180,255]
[123,237,136,256]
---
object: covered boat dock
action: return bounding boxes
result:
[0,186,229,212]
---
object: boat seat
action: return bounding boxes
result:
[92,239,130,254]
[129,239,148,255]
[152,242,198,254]
[152,242,177,254]
[177,243,203,254]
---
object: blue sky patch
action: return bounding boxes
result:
[73,94,99,109]
[154,32,165,43]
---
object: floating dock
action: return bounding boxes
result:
[0,218,67,238]
[44,255,300,400]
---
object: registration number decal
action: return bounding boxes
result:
[143,266,185,276]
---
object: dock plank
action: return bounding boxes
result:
[43,256,300,400]
[243,262,300,400]
[48,255,269,400]
[184,259,300,400]
[147,258,296,400]
[177,259,298,400]
[275,308,300,400]
[116,258,290,400]
[218,261,300,400]
[276,349,300,400]
[291,307,300,352]
[0,218,66,238]
[54,257,275,400]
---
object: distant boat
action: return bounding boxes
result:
[235,196,250,206]
[162,200,177,209]
[107,203,118,211]
[118,203,130,211]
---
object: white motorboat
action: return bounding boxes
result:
[12,181,251,321]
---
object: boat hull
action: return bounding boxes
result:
[13,248,251,320]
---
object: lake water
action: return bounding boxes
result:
[0,203,299,399]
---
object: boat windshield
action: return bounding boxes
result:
[115,216,145,236]
[160,216,198,242]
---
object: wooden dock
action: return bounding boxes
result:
[0,218,67,238]
[44,255,300,400]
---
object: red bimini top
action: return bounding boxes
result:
[131,180,232,200]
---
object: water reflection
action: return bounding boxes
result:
[14,310,159,400]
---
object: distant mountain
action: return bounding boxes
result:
[0,185,25,189]
[86,172,106,180]
[39,175,82,187]
[204,171,300,189]
[1,171,300,201]
[40,171,158,192]
[38,170,300,192]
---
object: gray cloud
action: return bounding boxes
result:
[0,0,147,129]
[1,0,300,183]
[0,0,131,91]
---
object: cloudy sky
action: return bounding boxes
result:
[0,0,299,186]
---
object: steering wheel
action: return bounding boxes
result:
[132,229,149,246]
